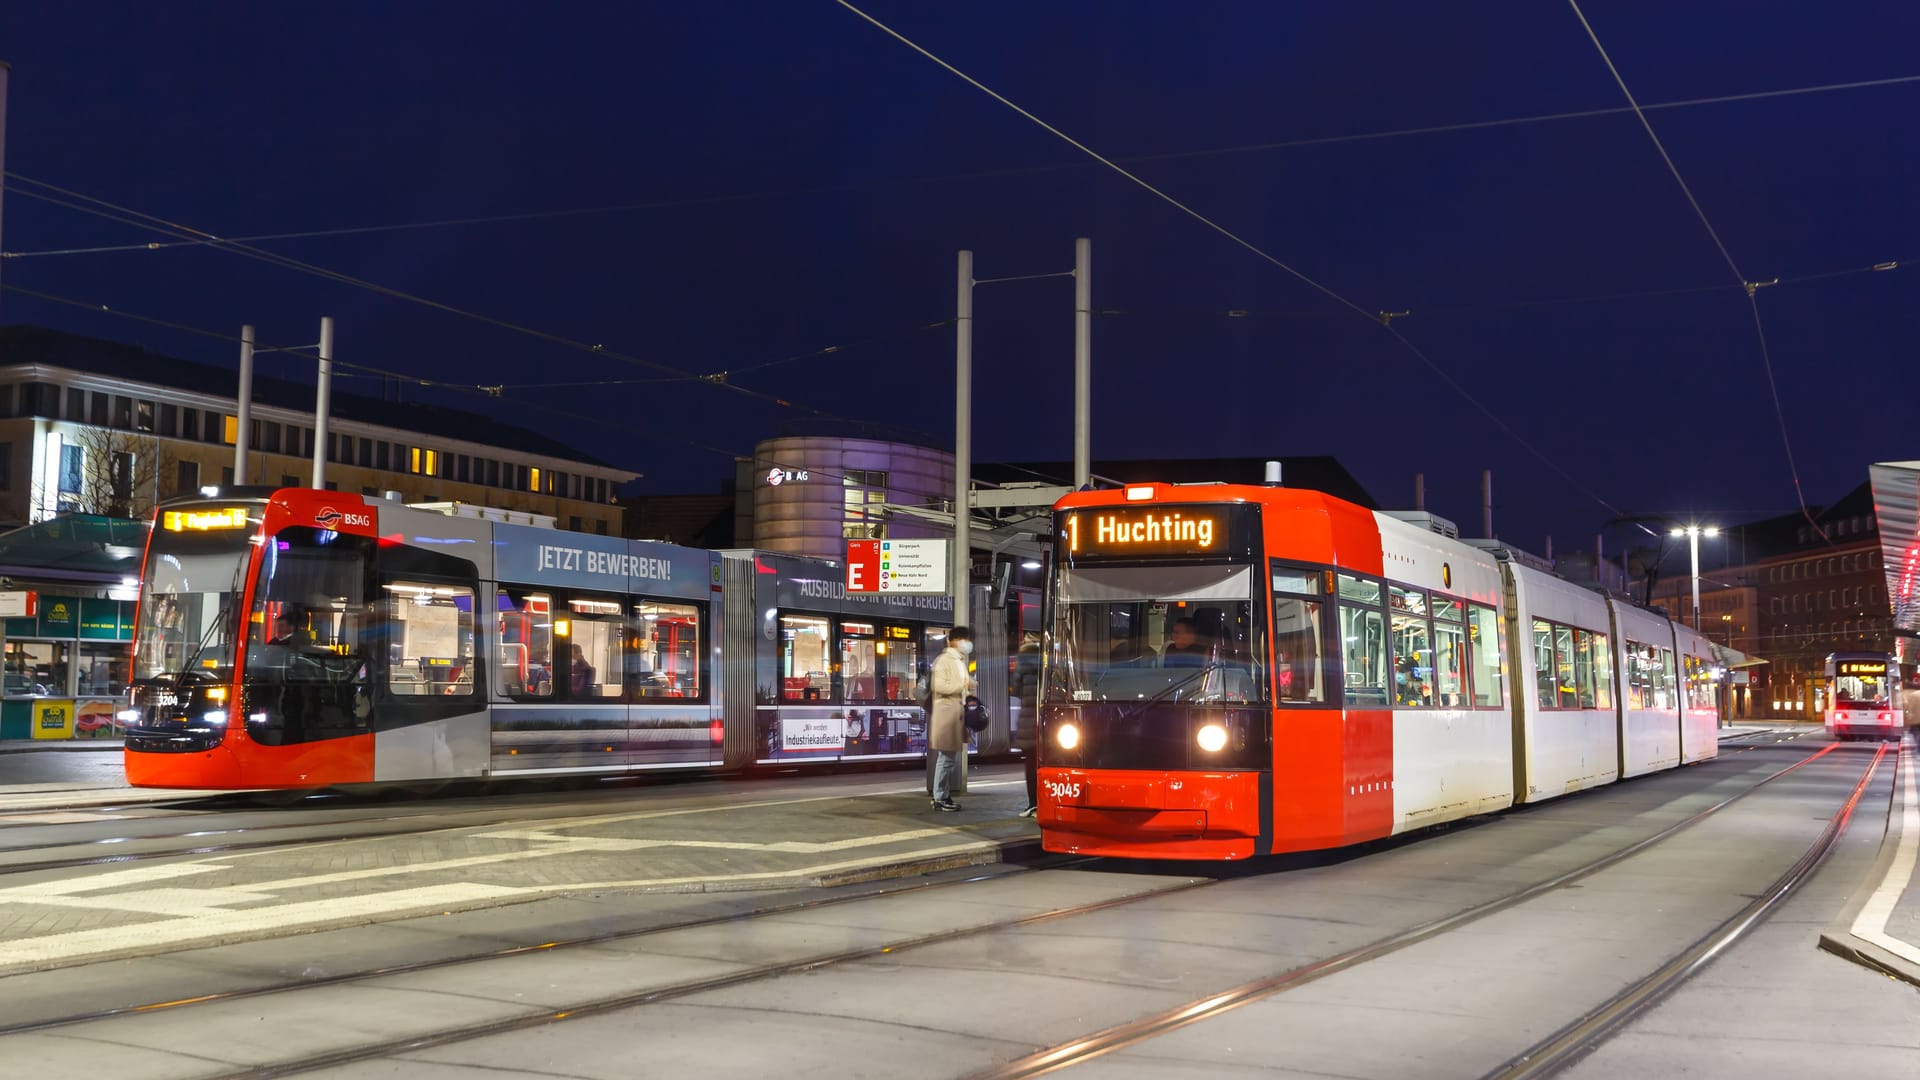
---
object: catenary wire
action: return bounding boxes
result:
[1565,0,1828,543]
[0,282,1066,507]
[835,0,1637,526]
[7,74,1917,260]
[0,178,1005,458]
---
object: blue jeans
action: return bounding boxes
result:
[933,748,960,803]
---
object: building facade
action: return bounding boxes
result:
[735,434,956,559]
[0,326,634,534]
[1642,484,1890,719]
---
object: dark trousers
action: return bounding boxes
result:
[1024,745,1038,807]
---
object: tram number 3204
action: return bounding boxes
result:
[1044,780,1083,800]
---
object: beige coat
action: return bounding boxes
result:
[928,645,973,753]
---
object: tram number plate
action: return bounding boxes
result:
[1044,780,1083,800]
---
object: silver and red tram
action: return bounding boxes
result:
[123,488,953,789]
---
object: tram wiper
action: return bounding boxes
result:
[1113,660,1221,723]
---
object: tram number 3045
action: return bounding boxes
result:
[1044,780,1083,799]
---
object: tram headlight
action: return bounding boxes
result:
[203,710,228,726]
[1056,722,1080,750]
[1196,723,1228,753]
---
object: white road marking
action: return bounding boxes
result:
[1848,734,1920,965]
[0,883,527,967]
[0,775,1029,968]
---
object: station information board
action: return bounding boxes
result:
[845,540,948,594]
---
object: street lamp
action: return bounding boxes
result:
[1669,525,1720,629]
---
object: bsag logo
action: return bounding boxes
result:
[315,506,372,529]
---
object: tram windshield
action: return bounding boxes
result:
[1832,670,1890,707]
[134,509,257,682]
[1045,564,1265,703]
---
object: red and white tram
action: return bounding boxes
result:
[1035,482,1720,860]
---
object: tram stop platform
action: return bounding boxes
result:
[1819,730,1920,989]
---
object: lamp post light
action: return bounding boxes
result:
[1669,524,1720,629]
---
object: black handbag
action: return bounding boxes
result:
[963,695,991,733]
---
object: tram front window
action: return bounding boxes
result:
[1046,564,1265,704]
[242,526,374,745]
[1834,673,1889,706]
[135,521,255,683]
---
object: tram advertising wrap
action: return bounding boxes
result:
[1036,482,1721,861]
[739,551,955,764]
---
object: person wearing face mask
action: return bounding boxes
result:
[928,626,976,811]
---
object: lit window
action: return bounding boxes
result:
[529,466,541,493]
[222,415,238,445]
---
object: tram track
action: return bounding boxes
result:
[0,772,953,876]
[0,742,1862,1079]
[968,740,1871,1079]
[0,852,1196,1080]
[1484,740,1894,1080]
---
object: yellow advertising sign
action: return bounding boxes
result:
[31,699,75,740]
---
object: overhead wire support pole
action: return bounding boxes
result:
[311,317,334,490]
[234,325,255,485]
[953,250,973,626]
[1074,237,1091,490]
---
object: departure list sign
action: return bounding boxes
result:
[846,540,948,594]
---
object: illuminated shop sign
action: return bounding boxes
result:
[161,508,251,532]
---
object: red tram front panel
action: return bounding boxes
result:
[125,491,383,789]
[1035,486,1401,859]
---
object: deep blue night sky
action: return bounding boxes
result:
[2,2,1916,567]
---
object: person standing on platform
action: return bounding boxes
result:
[929,626,975,812]
[1013,640,1040,816]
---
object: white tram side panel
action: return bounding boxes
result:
[1501,562,1621,803]
[370,502,495,783]
[483,522,724,777]
[1607,599,1683,778]
[1673,624,1720,764]
[1372,515,1513,835]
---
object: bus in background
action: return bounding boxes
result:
[1823,652,1902,741]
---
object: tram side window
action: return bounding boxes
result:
[627,600,704,700]
[386,581,476,697]
[1337,575,1387,706]
[1532,620,1557,709]
[841,621,880,703]
[1432,602,1465,708]
[1553,625,1580,709]
[1657,648,1676,709]
[1270,573,1326,703]
[1390,586,1433,708]
[1591,633,1613,709]
[1468,604,1503,708]
[868,626,920,704]
[1624,643,1645,709]
[781,614,834,702]
[496,589,554,698]
[565,595,622,699]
